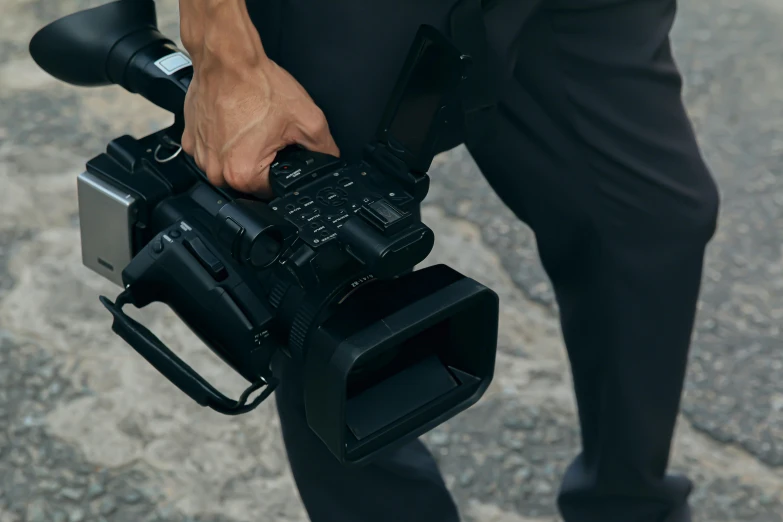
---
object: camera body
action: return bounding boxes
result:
[31,0,500,465]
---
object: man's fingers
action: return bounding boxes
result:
[181,126,195,155]
[249,165,274,199]
[297,127,341,158]
[183,126,224,185]
[222,148,275,197]
[203,152,223,187]
[295,110,341,158]
[305,122,341,157]
[193,139,225,187]
[252,151,279,199]
[321,134,341,158]
[224,163,272,198]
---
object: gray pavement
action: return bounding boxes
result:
[1,0,782,521]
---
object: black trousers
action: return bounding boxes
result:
[247,1,720,521]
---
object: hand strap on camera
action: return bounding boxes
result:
[99,289,279,415]
[449,0,498,148]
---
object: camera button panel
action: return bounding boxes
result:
[270,152,345,194]
[269,161,417,249]
[317,187,348,207]
[274,168,307,191]
[298,208,323,224]
[271,162,293,175]
[309,220,338,245]
[325,209,350,226]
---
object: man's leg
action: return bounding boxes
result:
[245,2,463,521]
[467,1,718,521]
[248,0,716,521]
[271,355,459,522]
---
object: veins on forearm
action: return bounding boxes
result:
[179,0,267,67]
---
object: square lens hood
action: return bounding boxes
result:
[302,264,499,465]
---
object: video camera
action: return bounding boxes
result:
[29,0,499,465]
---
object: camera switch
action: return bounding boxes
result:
[184,237,228,281]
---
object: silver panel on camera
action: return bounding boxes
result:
[76,171,138,287]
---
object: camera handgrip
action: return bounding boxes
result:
[99,292,278,415]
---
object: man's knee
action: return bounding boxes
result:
[680,164,721,243]
[610,160,721,249]
[673,164,721,244]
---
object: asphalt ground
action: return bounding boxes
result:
[0,1,782,521]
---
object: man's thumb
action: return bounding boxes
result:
[296,118,340,158]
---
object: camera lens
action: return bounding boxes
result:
[296,265,499,465]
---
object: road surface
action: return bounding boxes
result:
[0,0,782,521]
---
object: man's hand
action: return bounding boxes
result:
[178,0,339,197]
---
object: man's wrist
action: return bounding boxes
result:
[179,0,269,69]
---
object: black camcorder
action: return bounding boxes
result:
[29,0,499,465]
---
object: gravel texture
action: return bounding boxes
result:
[1,0,782,521]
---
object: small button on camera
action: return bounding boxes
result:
[286,204,304,216]
[152,240,164,254]
[169,229,181,238]
[317,187,348,207]
[271,162,294,176]
[325,209,349,225]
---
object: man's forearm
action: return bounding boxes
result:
[178,0,269,69]
[178,0,339,194]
